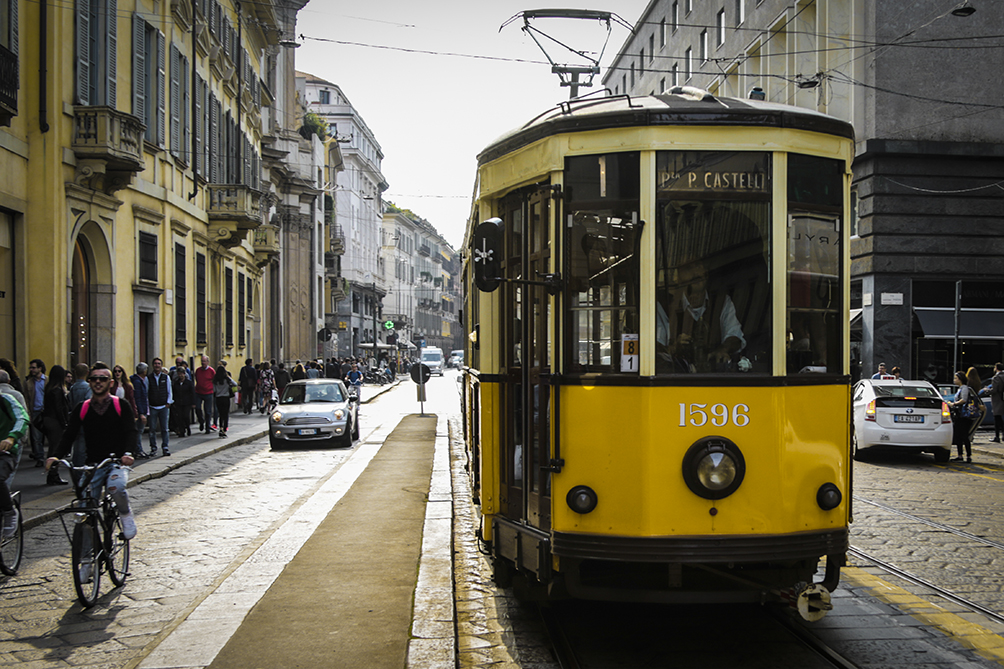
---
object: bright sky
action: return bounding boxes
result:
[293,2,649,249]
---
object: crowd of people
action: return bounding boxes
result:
[0,352,414,543]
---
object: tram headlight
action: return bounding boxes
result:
[816,483,842,511]
[566,485,598,514]
[682,437,746,500]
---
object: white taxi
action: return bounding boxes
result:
[852,379,952,462]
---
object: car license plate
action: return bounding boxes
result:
[894,415,924,423]
[297,428,318,435]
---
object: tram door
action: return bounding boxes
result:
[500,186,552,532]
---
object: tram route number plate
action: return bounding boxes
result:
[298,428,318,435]
[621,334,639,372]
[894,415,923,423]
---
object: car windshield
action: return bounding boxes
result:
[422,352,439,362]
[873,384,939,399]
[280,384,345,404]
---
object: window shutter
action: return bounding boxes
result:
[76,0,91,105]
[183,59,191,165]
[132,14,145,122]
[170,45,180,156]
[10,0,17,57]
[105,0,116,106]
[157,30,166,146]
[209,95,219,183]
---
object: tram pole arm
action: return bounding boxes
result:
[482,273,564,296]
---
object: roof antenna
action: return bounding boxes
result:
[500,9,634,99]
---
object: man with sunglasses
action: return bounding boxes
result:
[45,363,138,539]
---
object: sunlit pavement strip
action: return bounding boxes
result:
[136,421,399,669]
[842,566,1004,664]
[407,415,456,669]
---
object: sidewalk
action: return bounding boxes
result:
[970,427,1004,460]
[13,379,402,531]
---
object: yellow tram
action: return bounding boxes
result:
[460,87,853,619]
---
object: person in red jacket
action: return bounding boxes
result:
[193,355,217,433]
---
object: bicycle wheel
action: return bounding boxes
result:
[104,507,130,587]
[71,519,102,607]
[0,495,23,576]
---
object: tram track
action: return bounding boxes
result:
[851,494,1004,627]
[536,600,866,669]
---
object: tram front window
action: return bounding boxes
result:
[655,151,772,375]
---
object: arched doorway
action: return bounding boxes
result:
[71,237,92,367]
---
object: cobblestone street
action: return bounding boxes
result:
[0,439,354,667]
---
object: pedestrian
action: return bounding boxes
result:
[891,366,901,379]
[147,357,173,456]
[258,361,276,413]
[112,365,139,435]
[273,363,291,397]
[23,359,46,467]
[988,362,1004,443]
[40,365,70,485]
[291,361,307,381]
[0,391,29,539]
[870,362,887,379]
[0,370,27,487]
[325,357,339,379]
[213,362,236,439]
[67,363,92,470]
[172,362,195,437]
[949,370,979,462]
[306,361,321,379]
[0,358,23,394]
[194,355,217,433]
[238,358,258,414]
[130,363,150,457]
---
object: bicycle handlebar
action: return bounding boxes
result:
[55,455,133,472]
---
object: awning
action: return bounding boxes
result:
[397,338,417,350]
[358,342,397,349]
[849,308,862,326]
[914,308,1004,340]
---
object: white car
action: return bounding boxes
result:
[852,379,952,462]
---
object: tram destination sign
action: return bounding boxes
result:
[657,151,770,194]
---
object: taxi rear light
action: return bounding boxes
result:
[941,401,952,423]
[865,400,876,421]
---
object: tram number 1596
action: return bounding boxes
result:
[679,403,750,427]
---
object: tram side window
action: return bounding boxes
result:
[787,154,845,376]
[655,151,772,375]
[564,152,641,373]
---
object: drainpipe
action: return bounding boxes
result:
[39,0,49,133]
[188,0,198,200]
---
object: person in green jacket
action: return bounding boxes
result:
[0,392,29,537]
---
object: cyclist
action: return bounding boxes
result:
[0,391,29,538]
[45,363,138,539]
[345,363,364,401]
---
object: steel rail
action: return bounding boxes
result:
[849,546,1004,627]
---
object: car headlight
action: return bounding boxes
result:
[333,409,345,420]
[682,437,746,500]
[271,411,283,423]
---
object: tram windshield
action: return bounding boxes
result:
[655,151,772,375]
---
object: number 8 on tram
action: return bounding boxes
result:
[461,86,853,620]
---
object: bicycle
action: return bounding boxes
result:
[55,457,131,607]
[0,490,23,576]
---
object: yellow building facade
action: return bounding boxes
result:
[0,0,294,373]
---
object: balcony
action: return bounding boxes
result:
[329,277,349,303]
[418,244,431,257]
[253,224,281,267]
[207,184,263,247]
[0,45,17,126]
[72,106,146,192]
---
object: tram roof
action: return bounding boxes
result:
[477,89,855,166]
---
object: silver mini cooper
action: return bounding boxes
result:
[269,379,359,449]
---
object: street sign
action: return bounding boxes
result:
[410,363,431,385]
